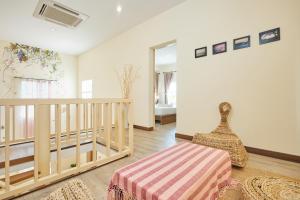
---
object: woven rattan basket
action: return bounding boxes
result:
[42,179,94,200]
[192,102,248,167]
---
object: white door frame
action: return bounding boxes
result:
[149,39,177,129]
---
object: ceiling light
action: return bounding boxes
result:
[50,27,56,32]
[116,5,122,13]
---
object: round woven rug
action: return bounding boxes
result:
[242,176,300,200]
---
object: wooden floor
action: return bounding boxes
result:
[14,123,300,200]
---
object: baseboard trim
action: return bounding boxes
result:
[244,146,300,163]
[175,133,193,140]
[175,133,300,163]
[133,125,154,131]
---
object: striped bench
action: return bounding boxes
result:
[108,142,232,200]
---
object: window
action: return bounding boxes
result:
[21,79,55,98]
[82,80,93,98]
[16,79,57,138]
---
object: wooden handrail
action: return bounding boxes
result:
[0,98,133,199]
[0,98,130,106]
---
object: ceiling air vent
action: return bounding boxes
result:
[33,0,89,28]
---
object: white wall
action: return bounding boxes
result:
[78,0,300,155]
[0,39,78,140]
[59,54,78,98]
[0,40,78,98]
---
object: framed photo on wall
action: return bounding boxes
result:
[259,28,280,45]
[233,35,250,50]
[195,47,207,58]
[212,42,227,55]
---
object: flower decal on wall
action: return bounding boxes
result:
[0,43,63,97]
[1,43,61,81]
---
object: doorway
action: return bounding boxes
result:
[153,42,177,128]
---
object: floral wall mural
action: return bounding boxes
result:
[0,41,65,97]
[2,43,62,77]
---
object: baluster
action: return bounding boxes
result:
[92,103,97,162]
[83,104,85,137]
[12,106,15,142]
[108,103,112,156]
[118,103,124,152]
[25,105,28,139]
[85,103,88,138]
[5,106,10,190]
[34,105,39,182]
[66,104,70,143]
[98,103,103,138]
[76,104,81,168]
[114,103,119,145]
[104,103,112,157]
[90,103,93,130]
[55,104,62,174]
[128,102,134,154]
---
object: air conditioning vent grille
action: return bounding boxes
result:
[33,0,88,28]
[39,4,47,15]
[43,6,80,26]
[53,3,80,16]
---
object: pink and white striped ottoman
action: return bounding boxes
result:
[108,142,232,200]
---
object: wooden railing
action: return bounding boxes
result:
[0,98,133,199]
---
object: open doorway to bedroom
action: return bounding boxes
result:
[154,42,177,127]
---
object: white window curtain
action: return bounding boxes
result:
[21,79,56,98]
[163,72,176,106]
[156,72,176,106]
[155,73,160,104]
[166,73,176,106]
[14,79,57,139]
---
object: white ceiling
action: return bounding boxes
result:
[155,44,177,66]
[0,0,186,55]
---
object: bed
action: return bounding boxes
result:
[108,142,232,200]
[155,105,176,125]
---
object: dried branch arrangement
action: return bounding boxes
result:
[116,65,139,99]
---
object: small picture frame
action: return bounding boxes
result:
[233,36,250,50]
[195,47,207,58]
[259,28,280,45]
[213,42,227,55]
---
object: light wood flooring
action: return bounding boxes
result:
[13,123,300,200]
